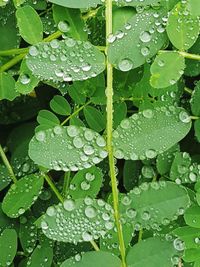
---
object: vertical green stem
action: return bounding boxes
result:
[0,144,17,183]
[62,172,71,197]
[105,1,127,266]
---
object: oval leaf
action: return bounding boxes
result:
[126,237,178,267]
[29,125,108,171]
[0,72,18,101]
[0,229,17,266]
[16,5,43,45]
[120,181,190,229]
[108,7,168,70]
[83,106,106,132]
[2,174,44,218]
[37,110,60,127]
[68,166,103,199]
[150,52,185,88]
[26,38,105,82]
[113,106,191,160]
[50,95,71,116]
[166,2,200,50]
[27,244,53,267]
[41,198,114,243]
[60,251,121,267]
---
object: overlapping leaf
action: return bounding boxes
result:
[29,125,108,171]
[26,38,105,82]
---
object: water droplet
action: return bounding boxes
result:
[173,238,185,251]
[67,126,79,137]
[58,20,70,32]
[19,74,30,85]
[46,206,56,217]
[179,111,191,123]
[139,31,152,43]
[81,181,90,190]
[142,109,153,119]
[126,208,137,218]
[145,149,157,159]
[35,131,46,142]
[29,46,38,56]
[118,58,133,72]
[63,199,75,211]
[85,206,97,218]
[82,231,93,241]
[73,137,84,148]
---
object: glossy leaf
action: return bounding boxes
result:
[37,110,60,127]
[60,251,121,267]
[120,181,190,229]
[113,106,191,160]
[108,7,168,70]
[191,81,200,116]
[166,2,200,50]
[29,125,108,171]
[41,198,114,243]
[68,166,103,199]
[173,226,200,249]
[150,52,185,88]
[16,5,43,45]
[26,38,105,82]
[48,0,102,8]
[50,95,71,116]
[0,229,17,266]
[83,106,106,132]
[184,205,200,228]
[0,72,18,101]
[126,237,179,267]
[52,5,87,40]
[2,174,44,218]
[15,59,39,94]
[27,244,53,267]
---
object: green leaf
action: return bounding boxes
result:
[0,72,19,101]
[29,125,108,171]
[37,110,60,127]
[52,5,87,40]
[48,0,102,8]
[2,174,44,218]
[60,251,121,267]
[0,229,17,266]
[166,2,200,50]
[113,102,127,128]
[187,0,200,17]
[108,7,168,70]
[26,38,105,82]
[83,106,106,132]
[184,205,200,228]
[113,7,136,32]
[120,181,190,229]
[0,164,12,191]
[50,95,71,116]
[15,59,39,95]
[191,81,200,116]
[170,152,200,184]
[16,5,43,45]
[126,237,179,267]
[184,248,200,262]
[156,144,179,175]
[173,226,200,249]
[19,214,38,254]
[0,3,20,50]
[150,52,185,88]
[185,37,200,77]
[113,106,191,161]
[68,166,103,199]
[194,119,200,143]
[41,198,114,243]
[27,244,53,267]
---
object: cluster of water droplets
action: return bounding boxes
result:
[108,6,168,71]
[32,125,108,172]
[0,164,12,190]
[113,106,190,161]
[120,181,188,231]
[26,37,104,83]
[172,152,200,185]
[11,155,36,178]
[41,197,114,244]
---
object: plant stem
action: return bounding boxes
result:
[42,172,100,251]
[61,100,91,126]
[42,173,64,203]
[0,31,62,73]
[62,172,71,197]
[0,48,29,56]
[191,116,199,120]
[0,144,17,183]
[184,87,193,95]
[105,1,127,266]
[159,50,200,61]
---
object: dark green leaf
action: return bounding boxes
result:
[0,229,17,266]
[84,106,106,132]
[50,95,71,116]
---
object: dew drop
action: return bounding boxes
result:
[63,199,75,211]
[118,58,133,72]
